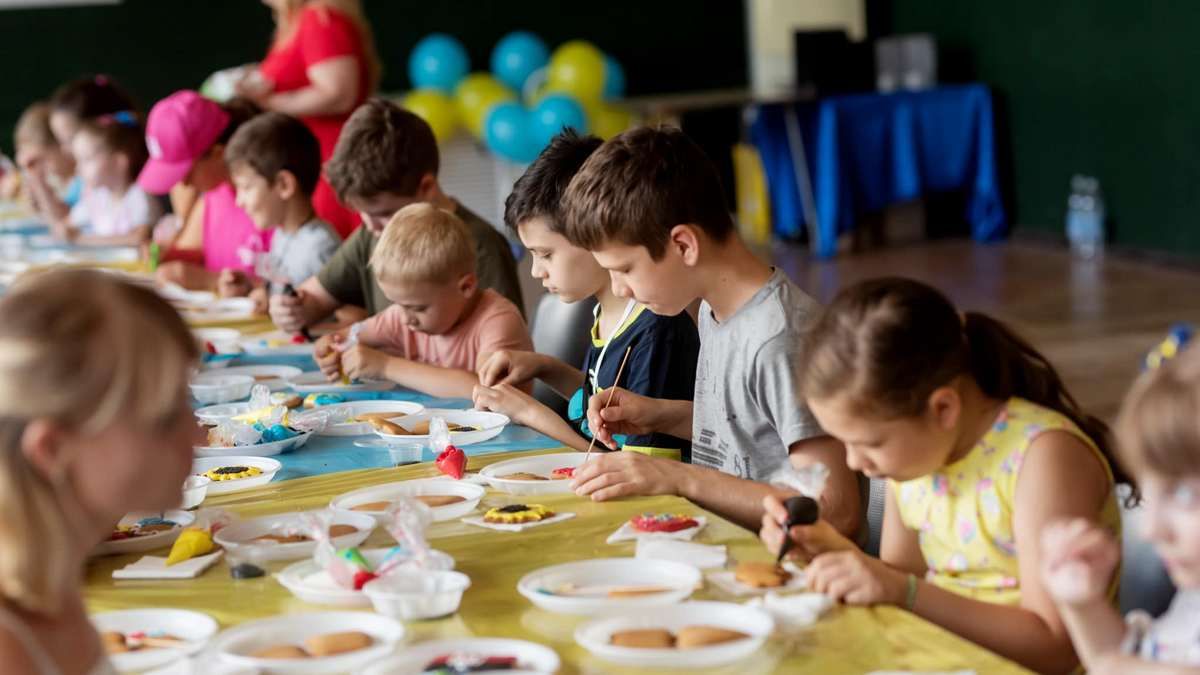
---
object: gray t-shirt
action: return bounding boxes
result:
[691,268,824,481]
[265,217,341,288]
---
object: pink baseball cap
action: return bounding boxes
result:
[137,90,230,195]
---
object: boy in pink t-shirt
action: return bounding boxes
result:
[314,203,531,399]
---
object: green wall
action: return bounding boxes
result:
[893,0,1200,256]
[0,0,746,152]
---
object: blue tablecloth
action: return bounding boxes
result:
[751,84,1007,258]
[199,351,563,481]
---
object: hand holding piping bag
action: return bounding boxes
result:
[332,322,363,385]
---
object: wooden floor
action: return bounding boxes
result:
[770,239,1200,421]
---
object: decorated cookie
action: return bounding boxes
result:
[482,504,554,524]
[675,626,749,649]
[203,465,262,482]
[421,654,520,673]
[630,513,699,533]
[734,560,791,588]
[550,467,575,479]
[610,628,675,649]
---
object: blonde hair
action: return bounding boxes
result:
[14,102,57,150]
[1117,344,1200,478]
[272,0,382,93]
[0,270,196,614]
[370,203,476,286]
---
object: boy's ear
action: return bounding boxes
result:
[667,223,702,267]
[20,418,67,483]
[927,385,962,431]
[273,169,300,200]
[456,271,478,297]
[414,173,438,201]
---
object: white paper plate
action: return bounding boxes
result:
[192,456,282,495]
[180,297,259,322]
[214,511,375,562]
[479,453,588,495]
[362,638,561,675]
[240,330,315,356]
[210,611,404,674]
[288,371,396,393]
[330,479,485,523]
[193,328,242,355]
[91,608,218,673]
[216,365,303,392]
[707,561,808,597]
[373,409,508,447]
[93,510,196,557]
[194,402,253,426]
[193,430,312,458]
[276,547,455,607]
[316,400,426,437]
[574,601,773,668]
[517,558,701,615]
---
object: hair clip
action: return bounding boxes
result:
[1144,323,1193,371]
[98,110,138,128]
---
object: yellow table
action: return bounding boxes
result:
[85,451,1030,674]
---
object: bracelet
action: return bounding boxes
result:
[904,573,918,611]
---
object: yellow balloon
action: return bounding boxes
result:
[547,40,605,104]
[403,88,459,143]
[455,72,517,138]
[587,102,633,140]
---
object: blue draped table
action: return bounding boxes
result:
[751,84,1007,258]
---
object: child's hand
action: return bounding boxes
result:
[586,387,658,448]
[248,286,269,315]
[269,287,308,333]
[760,495,857,562]
[570,451,679,501]
[472,383,537,426]
[313,333,344,380]
[476,350,541,387]
[151,213,181,245]
[807,547,909,606]
[1040,517,1120,607]
[217,269,251,298]
[340,344,388,381]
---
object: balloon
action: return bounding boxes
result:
[455,72,517,138]
[490,31,550,91]
[408,33,470,93]
[546,40,606,104]
[603,54,626,99]
[402,89,459,143]
[484,102,540,164]
[587,102,633,140]
[529,94,589,148]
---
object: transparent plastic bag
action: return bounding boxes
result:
[768,460,829,500]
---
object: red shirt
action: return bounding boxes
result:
[260,5,368,238]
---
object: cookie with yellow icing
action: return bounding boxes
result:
[483,504,554,524]
[204,465,262,482]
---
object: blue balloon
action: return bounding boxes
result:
[484,102,540,164]
[603,54,626,99]
[409,33,470,93]
[529,94,589,149]
[490,31,549,91]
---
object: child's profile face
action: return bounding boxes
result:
[518,217,609,304]
[1139,471,1200,588]
[71,131,124,191]
[230,162,285,231]
[378,275,476,336]
[184,146,228,193]
[808,392,960,482]
[591,240,695,316]
[48,109,79,152]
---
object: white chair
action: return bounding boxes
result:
[529,293,596,418]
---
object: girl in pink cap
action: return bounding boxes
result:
[138,91,272,291]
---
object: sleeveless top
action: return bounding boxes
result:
[0,605,116,675]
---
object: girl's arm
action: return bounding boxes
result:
[264,57,360,117]
[473,383,593,452]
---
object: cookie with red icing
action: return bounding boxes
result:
[630,513,699,533]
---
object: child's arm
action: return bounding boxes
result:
[263,58,360,117]
[341,344,478,399]
[477,350,583,398]
[72,224,151,247]
[473,383,592,452]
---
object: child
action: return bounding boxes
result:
[1041,339,1200,673]
[219,111,340,313]
[269,98,524,334]
[0,269,200,674]
[759,277,1127,674]
[472,130,700,457]
[53,113,161,246]
[11,103,78,218]
[559,126,861,535]
[138,91,271,291]
[315,203,531,399]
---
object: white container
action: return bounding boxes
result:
[574,601,774,668]
[214,511,375,562]
[372,409,508,447]
[480,453,588,495]
[193,430,312,458]
[361,638,561,675]
[192,456,282,495]
[275,548,455,607]
[363,570,471,620]
[92,510,196,557]
[179,475,210,509]
[189,373,254,404]
[90,608,218,673]
[517,558,701,615]
[211,611,404,674]
[194,402,253,426]
[192,327,242,354]
[217,365,303,392]
[330,479,485,524]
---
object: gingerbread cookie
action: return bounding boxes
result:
[676,626,749,649]
[734,561,791,588]
[610,628,675,649]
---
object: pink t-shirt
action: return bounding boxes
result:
[358,289,532,373]
[202,181,272,274]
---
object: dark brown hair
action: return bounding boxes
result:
[224,112,322,195]
[561,125,734,258]
[326,98,438,202]
[802,277,1134,493]
[1117,342,1200,478]
[49,75,136,122]
[504,129,602,235]
[216,98,262,146]
[76,112,149,181]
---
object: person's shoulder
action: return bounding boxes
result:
[455,202,507,245]
[302,218,342,244]
[475,289,524,318]
[630,306,698,340]
[300,3,353,30]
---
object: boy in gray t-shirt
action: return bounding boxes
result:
[263,217,340,291]
[558,126,862,537]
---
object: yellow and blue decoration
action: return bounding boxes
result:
[1144,323,1193,370]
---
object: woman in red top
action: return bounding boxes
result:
[242,0,381,238]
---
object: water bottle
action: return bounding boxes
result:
[1066,175,1105,259]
